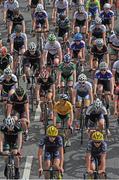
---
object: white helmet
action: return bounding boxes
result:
[99,62,108,70]
[4,117,15,129]
[103,3,111,9]
[93,98,102,109]
[95,38,103,47]
[29,42,36,51]
[36,3,44,12]
[95,17,102,24]
[78,73,87,82]
[4,68,12,76]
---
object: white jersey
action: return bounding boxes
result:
[74,81,92,97]
[89,24,106,33]
[113,60,119,73]
[0,74,17,83]
[44,41,61,55]
[10,32,27,41]
[109,34,119,48]
[4,0,19,11]
[73,11,88,21]
[86,104,107,115]
[55,0,68,9]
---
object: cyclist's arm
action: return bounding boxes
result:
[69,108,73,126]
[43,50,48,66]
[94,78,98,95]
[89,86,93,104]
[36,84,40,101]
[0,132,4,152]
[90,53,94,69]
[102,32,106,45]
[100,153,107,172]
[38,147,43,169]
[24,35,27,51]
[53,111,57,126]
[0,84,3,97]
[105,53,109,66]
[22,20,26,33]
[66,6,69,17]
[73,70,76,84]
[114,94,118,114]
[111,15,115,31]
[32,18,36,31]
[57,69,61,86]
[17,132,23,152]
[72,88,76,106]
[110,77,114,94]
[10,36,14,54]
[6,102,13,117]
[28,0,31,6]
[57,47,62,63]
[24,102,30,124]
[52,84,55,101]
[85,152,92,171]
[59,146,64,169]
[88,32,92,47]
[45,18,49,31]
[81,46,85,60]
[3,6,7,22]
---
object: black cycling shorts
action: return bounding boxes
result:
[98,79,111,92]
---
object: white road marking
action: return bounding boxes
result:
[22,156,33,180]
[34,104,41,121]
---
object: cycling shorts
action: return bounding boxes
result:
[58,27,69,38]
[98,80,111,92]
[56,113,70,123]
[75,19,86,27]
[44,151,60,160]
[4,142,18,151]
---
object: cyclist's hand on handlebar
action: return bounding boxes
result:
[98,170,105,174]
[59,167,64,174]
[38,168,43,176]
[87,169,93,174]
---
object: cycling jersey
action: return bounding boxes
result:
[70,40,85,52]
[99,10,114,25]
[91,45,108,61]
[31,0,39,7]
[74,11,88,21]
[95,70,112,80]
[11,14,24,27]
[55,0,68,13]
[23,50,40,69]
[74,81,92,97]
[39,136,63,160]
[54,100,72,115]
[109,34,119,48]
[11,32,27,51]
[58,62,76,78]
[89,24,106,38]
[56,17,70,29]
[86,104,107,116]
[112,60,119,83]
[0,74,17,94]
[44,41,61,55]
[34,10,48,26]
[8,93,28,113]
[0,54,13,71]
[86,140,107,158]
[86,0,100,11]
[0,123,22,150]
[37,76,54,92]
[4,0,19,20]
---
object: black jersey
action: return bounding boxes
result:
[37,76,54,91]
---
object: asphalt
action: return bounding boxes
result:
[0,0,119,179]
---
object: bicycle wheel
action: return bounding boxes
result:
[39,37,44,52]
[7,166,15,179]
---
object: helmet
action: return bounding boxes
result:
[0,46,7,56]
[115,27,119,35]
[78,5,84,12]
[74,33,83,41]
[99,62,108,70]
[15,87,25,96]
[91,131,104,141]
[4,68,12,76]
[59,13,66,20]
[15,25,22,33]
[103,3,111,9]
[4,117,15,129]
[95,17,102,24]
[63,54,71,63]
[46,125,58,137]
[78,73,87,82]
[29,42,36,51]
[93,98,102,109]
[95,39,103,47]
[48,34,56,42]
[36,3,44,12]
[60,94,69,100]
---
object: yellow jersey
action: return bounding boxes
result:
[54,101,73,115]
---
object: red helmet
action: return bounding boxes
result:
[0,46,7,56]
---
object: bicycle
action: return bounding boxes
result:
[0,152,20,179]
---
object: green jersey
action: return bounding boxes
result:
[58,62,76,77]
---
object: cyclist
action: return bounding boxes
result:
[0,33,3,49]
[99,3,114,32]
[0,46,13,74]
[53,94,73,146]
[109,27,119,61]
[10,25,27,72]
[94,62,114,112]
[88,17,106,47]
[43,34,62,67]
[90,38,109,70]
[86,0,100,19]
[3,0,19,42]
[0,67,17,102]
[7,87,30,140]
[9,8,25,34]
[38,125,64,179]
[70,33,85,66]
[85,98,110,134]
[23,42,41,84]
[85,131,107,176]
[56,13,70,41]
[32,3,49,39]
[52,0,69,24]
[0,116,22,179]
[57,54,76,102]
[58,36,70,57]
[72,4,88,35]
[35,67,55,120]
[72,73,93,129]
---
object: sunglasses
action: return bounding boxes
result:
[101,69,106,71]
[94,141,101,144]
[79,81,85,84]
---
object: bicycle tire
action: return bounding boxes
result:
[7,165,15,179]
[39,37,44,52]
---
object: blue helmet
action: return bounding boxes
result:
[74,33,83,41]
[64,54,71,63]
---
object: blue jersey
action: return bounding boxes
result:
[86,140,107,157]
[70,40,85,52]
[95,70,112,80]
[34,11,48,25]
[39,136,63,153]
[100,10,114,21]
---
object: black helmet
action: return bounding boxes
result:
[15,87,25,96]
[15,25,22,33]
[59,13,66,20]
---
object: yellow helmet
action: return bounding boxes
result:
[46,125,58,137]
[91,131,104,141]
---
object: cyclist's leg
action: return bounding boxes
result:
[44,152,52,179]
[11,146,20,179]
[97,114,105,131]
[3,143,10,177]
